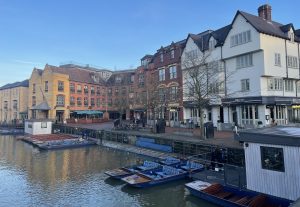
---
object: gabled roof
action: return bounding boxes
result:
[235,11,300,42]
[46,64,108,85]
[187,30,212,52]
[0,79,29,90]
[211,25,232,47]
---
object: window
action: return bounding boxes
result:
[209,39,217,50]
[236,54,253,69]
[130,75,135,83]
[108,88,112,95]
[56,95,65,106]
[102,98,106,106]
[32,96,36,106]
[170,86,178,101]
[169,66,177,79]
[84,97,88,106]
[84,85,89,94]
[77,97,82,106]
[160,53,164,62]
[58,81,64,92]
[91,86,95,95]
[189,86,194,96]
[77,85,82,94]
[3,101,8,110]
[91,98,95,106]
[241,105,259,125]
[41,122,47,128]
[185,49,198,60]
[285,79,294,92]
[116,76,122,83]
[70,83,75,93]
[13,100,18,110]
[274,53,281,66]
[268,78,283,91]
[129,86,133,93]
[139,74,144,86]
[96,87,101,95]
[115,87,119,95]
[121,87,126,95]
[96,98,100,107]
[287,56,298,68]
[45,81,48,92]
[170,49,175,59]
[230,30,251,47]
[241,79,250,91]
[261,146,284,172]
[33,84,36,94]
[70,97,75,106]
[159,68,165,81]
[289,31,294,42]
[158,88,165,102]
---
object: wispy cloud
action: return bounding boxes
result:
[12,59,43,65]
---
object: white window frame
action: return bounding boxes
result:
[169,65,177,79]
[230,30,251,47]
[275,53,281,66]
[236,54,253,69]
[285,79,294,92]
[241,79,250,92]
[159,68,165,81]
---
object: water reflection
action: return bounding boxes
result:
[0,136,217,207]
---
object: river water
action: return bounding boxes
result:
[0,135,217,207]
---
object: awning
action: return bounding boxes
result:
[31,102,51,110]
[292,105,300,109]
[71,110,103,115]
[134,109,145,112]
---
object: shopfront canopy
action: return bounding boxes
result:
[71,110,103,115]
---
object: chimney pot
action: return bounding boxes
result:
[258,4,272,21]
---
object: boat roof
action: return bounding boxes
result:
[235,126,300,147]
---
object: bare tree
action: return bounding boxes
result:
[182,51,227,138]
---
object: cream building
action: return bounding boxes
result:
[0,80,29,123]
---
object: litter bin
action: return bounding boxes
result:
[204,122,214,138]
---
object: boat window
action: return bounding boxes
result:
[260,146,284,172]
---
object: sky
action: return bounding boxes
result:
[0,0,299,86]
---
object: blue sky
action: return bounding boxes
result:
[0,0,299,86]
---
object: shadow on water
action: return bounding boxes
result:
[104,177,126,187]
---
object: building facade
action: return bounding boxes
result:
[151,41,185,126]
[0,80,29,123]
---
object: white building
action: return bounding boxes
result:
[182,4,300,128]
[24,119,52,135]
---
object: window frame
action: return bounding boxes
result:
[260,146,285,172]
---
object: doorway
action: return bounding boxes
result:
[56,111,64,123]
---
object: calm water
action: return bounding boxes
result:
[0,135,217,207]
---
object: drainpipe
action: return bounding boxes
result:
[285,39,288,78]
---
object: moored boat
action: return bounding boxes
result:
[180,161,204,174]
[104,161,160,179]
[38,138,97,150]
[121,165,187,188]
[185,180,292,207]
[159,156,182,166]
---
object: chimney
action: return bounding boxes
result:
[258,4,272,21]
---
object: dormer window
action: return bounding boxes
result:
[160,53,164,62]
[116,76,122,83]
[289,31,294,42]
[170,49,175,59]
[209,39,216,50]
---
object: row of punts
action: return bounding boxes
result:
[105,157,293,207]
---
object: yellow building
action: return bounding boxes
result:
[28,65,70,122]
[0,80,29,123]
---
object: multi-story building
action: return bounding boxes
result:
[106,69,135,119]
[152,40,185,126]
[182,4,300,127]
[0,80,29,123]
[222,4,300,127]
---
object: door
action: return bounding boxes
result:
[56,111,64,123]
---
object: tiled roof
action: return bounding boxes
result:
[238,11,300,42]
[211,25,232,47]
[189,30,213,51]
[46,65,108,85]
[0,79,29,90]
